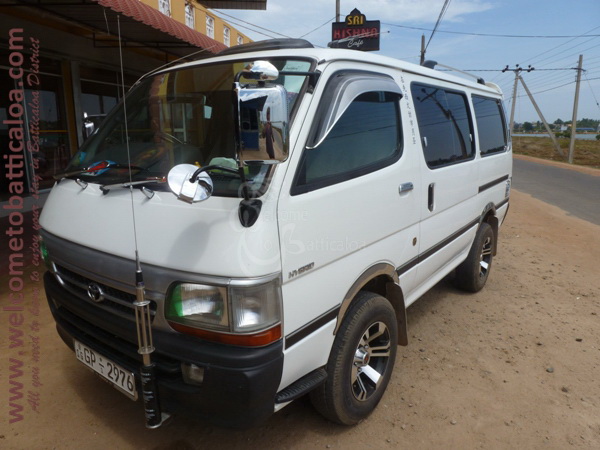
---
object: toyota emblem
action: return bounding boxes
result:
[87,283,104,303]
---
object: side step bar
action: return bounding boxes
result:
[275,368,327,404]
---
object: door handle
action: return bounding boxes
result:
[399,182,414,194]
[428,183,435,211]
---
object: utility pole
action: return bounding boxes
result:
[503,64,564,158]
[503,65,532,135]
[507,66,521,134]
[420,34,425,65]
[336,0,340,22]
[568,54,583,164]
[519,76,565,158]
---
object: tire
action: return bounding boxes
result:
[310,291,398,425]
[454,222,494,293]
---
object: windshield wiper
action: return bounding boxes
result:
[54,161,146,180]
[99,177,166,195]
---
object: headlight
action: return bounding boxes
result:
[39,235,52,270]
[166,284,228,331]
[166,276,282,346]
[230,278,281,333]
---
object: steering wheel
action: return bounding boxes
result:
[156,130,185,145]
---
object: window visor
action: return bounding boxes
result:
[306,71,403,149]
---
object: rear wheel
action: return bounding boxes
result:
[455,222,494,292]
[310,291,398,425]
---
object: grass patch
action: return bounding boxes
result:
[512,136,600,168]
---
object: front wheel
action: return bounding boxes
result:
[454,222,495,292]
[310,291,398,425]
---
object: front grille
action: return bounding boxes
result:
[55,304,180,376]
[54,264,157,322]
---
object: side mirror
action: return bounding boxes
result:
[238,85,289,164]
[167,164,213,203]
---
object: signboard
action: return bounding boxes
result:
[330,8,380,51]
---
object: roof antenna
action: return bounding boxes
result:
[116,14,170,429]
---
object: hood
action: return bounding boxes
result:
[40,179,281,278]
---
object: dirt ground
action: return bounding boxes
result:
[512,136,600,169]
[1,188,599,449]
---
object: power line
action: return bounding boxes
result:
[424,0,452,53]
[520,25,600,62]
[299,16,336,39]
[518,80,577,97]
[514,60,595,94]
[213,9,291,39]
[488,25,600,84]
[383,22,600,39]
[530,38,600,68]
[516,76,600,98]
[212,16,279,39]
[584,72,600,112]
[517,55,600,91]
[509,63,583,90]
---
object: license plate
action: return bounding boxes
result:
[74,340,137,400]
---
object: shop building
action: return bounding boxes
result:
[1,0,263,200]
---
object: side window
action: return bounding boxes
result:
[411,83,474,168]
[292,91,402,194]
[472,95,507,156]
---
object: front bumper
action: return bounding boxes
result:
[44,272,284,428]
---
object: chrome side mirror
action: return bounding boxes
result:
[237,85,289,164]
[234,61,289,165]
[167,164,213,203]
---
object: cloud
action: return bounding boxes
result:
[215,0,495,43]
[356,0,494,23]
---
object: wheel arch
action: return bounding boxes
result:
[334,263,408,346]
[480,202,499,256]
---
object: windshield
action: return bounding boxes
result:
[66,58,312,196]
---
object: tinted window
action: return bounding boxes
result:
[472,95,507,156]
[292,91,402,194]
[411,84,474,168]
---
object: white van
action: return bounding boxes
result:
[40,39,511,428]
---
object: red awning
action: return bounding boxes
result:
[11,0,228,58]
[95,0,227,55]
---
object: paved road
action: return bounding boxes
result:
[512,158,600,226]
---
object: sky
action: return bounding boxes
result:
[212,0,600,124]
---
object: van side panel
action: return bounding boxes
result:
[407,75,481,296]
[276,64,422,390]
[277,167,421,390]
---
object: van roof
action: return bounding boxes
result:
[153,39,503,96]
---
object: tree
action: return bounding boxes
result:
[577,118,600,129]
[523,121,534,132]
[554,118,564,125]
